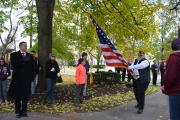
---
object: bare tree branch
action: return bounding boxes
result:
[8,22,19,44]
[170,1,180,10]
[6,3,13,41]
[0,35,4,45]
[87,48,97,59]
[16,0,33,17]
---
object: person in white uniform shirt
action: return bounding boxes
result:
[128,51,150,114]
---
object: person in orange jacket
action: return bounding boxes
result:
[75,58,86,104]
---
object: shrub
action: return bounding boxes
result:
[88,71,121,85]
[92,65,105,69]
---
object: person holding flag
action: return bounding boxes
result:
[128,51,150,114]
[88,14,150,114]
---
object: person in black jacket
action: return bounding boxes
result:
[82,52,90,97]
[45,54,60,103]
[8,42,34,118]
[151,60,158,85]
[31,51,40,95]
[160,59,166,86]
[0,58,10,104]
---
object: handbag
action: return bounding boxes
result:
[57,74,63,83]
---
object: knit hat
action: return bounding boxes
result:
[171,38,180,51]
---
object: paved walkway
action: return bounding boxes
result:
[76,92,169,120]
[0,92,169,120]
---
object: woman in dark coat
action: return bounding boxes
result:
[8,42,34,118]
[0,58,10,104]
[45,54,60,103]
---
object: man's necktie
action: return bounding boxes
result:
[22,52,26,57]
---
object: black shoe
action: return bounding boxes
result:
[21,113,28,117]
[134,105,139,109]
[16,113,21,118]
[137,109,143,114]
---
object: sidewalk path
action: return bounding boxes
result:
[76,92,169,120]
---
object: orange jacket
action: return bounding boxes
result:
[76,64,86,85]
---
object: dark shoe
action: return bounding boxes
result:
[21,113,28,117]
[16,113,21,118]
[80,100,83,104]
[134,105,139,109]
[137,109,143,114]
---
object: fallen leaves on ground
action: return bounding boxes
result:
[0,85,159,113]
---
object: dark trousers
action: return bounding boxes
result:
[122,69,126,81]
[169,96,180,120]
[46,78,56,102]
[133,79,149,110]
[160,71,164,86]
[76,84,85,104]
[152,72,157,85]
[15,97,28,114]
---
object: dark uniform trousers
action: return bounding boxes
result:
[152,72,157,85]
[15,97,28,114]
[133,79,149,109]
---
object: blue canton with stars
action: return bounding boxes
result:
[96,25,117,51]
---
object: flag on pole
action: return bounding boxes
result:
[90,15,128,68]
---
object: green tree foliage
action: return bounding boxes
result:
[19,0,37,48]
[1,0,179,62]
[152,0,180,60]
[54,0,160,61]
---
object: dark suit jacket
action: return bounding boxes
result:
[8,51,34,99]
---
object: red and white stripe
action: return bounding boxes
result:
[100,44,127,68]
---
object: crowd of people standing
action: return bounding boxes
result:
[0,38,180,120]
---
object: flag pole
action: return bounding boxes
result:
[85,12,97,26]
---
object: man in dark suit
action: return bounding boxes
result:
[8,42,34,118]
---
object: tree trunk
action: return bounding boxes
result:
[36,0,55,89]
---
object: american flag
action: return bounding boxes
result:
[91,16,128,68]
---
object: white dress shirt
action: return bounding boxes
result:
[20,51,26,56]
[128,58,149,79]
[129,59,149,70]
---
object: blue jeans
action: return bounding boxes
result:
[46,78,56,102]
[31,75,38,95]
[169,96,180,120]
[83,76,87,96]
[0,80,7,101]
[76,84,85,104]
